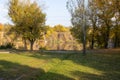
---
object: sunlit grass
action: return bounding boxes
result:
[0,49,120,80]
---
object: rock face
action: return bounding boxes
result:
[0,23,3,45]
[0,24,81,50]
[0,31,4,45]
[0,24,7,46]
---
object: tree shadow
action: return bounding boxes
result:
[25,50,120,72]
[71,71,105,80]
[25,52,72,60]
[67,50,120,80]
[40,72,75,80]
[0,60,44,80]
[71,70,120,80]
[69,51,120,70]
[0,60,75,80]
[24,49,120,80]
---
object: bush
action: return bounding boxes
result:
[39,47,47,50]
[0,45,6,49]
[6,43,14,49]
[0,43,14,49]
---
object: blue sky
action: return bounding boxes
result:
[0,0,71,26]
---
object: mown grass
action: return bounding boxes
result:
[0,49,120,80]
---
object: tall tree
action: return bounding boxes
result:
[67,0,120,49]
[111,0,120,47]
[87,0,98,49]
[67,0,88,55]
[8,0,46,50]
[94,0,114,48]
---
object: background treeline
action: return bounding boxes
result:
[0,23,72,50]
[1,0,120,50]
[67,0,120,49]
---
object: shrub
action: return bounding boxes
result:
[0,43,14,49]
[39,47,47,50]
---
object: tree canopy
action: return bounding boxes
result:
[8,0,46,50]
[67,0,120,49]
[53,24,68,32]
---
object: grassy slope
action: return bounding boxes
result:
[0,49,120,80]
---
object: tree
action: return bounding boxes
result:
[53,24,68,32]
[94,0,114,48]
[67,0,88,55]
[67,0,120,50]
[111,0,120,48]
[87,0,99,49]
[8,0,46,50]
[92,0,120,48]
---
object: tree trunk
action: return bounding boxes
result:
[114,23,119,48]
[91,28,95,49]
[91,35,94,49]
[24,39,27,50]
[104,36,109,49]
[104,40,108,48]
[114,35,117,48]
[114,32,119,48]
[83,21,86,56]
[104,24,110,49]
[30,40,34,51]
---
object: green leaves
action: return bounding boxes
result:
[8,0,46,50]
[67,0,120,48]
[53,25,68,32]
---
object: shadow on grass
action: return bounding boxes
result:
[0,60,75,80]
[24,49,120,80]
[26,52,73,60]
[71,70,120,80]
[0,60,44,80]
[71,71,104,80]
[40,72,75,80]
[68,51,120,80]
[26,50,120,71]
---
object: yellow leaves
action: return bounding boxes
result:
[0,23,3,31]
[53,24,68,32]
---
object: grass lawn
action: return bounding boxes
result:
[0,49,120,80]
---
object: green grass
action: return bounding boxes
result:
[0,49,120,80]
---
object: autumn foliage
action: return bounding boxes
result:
[0,23,3,31]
